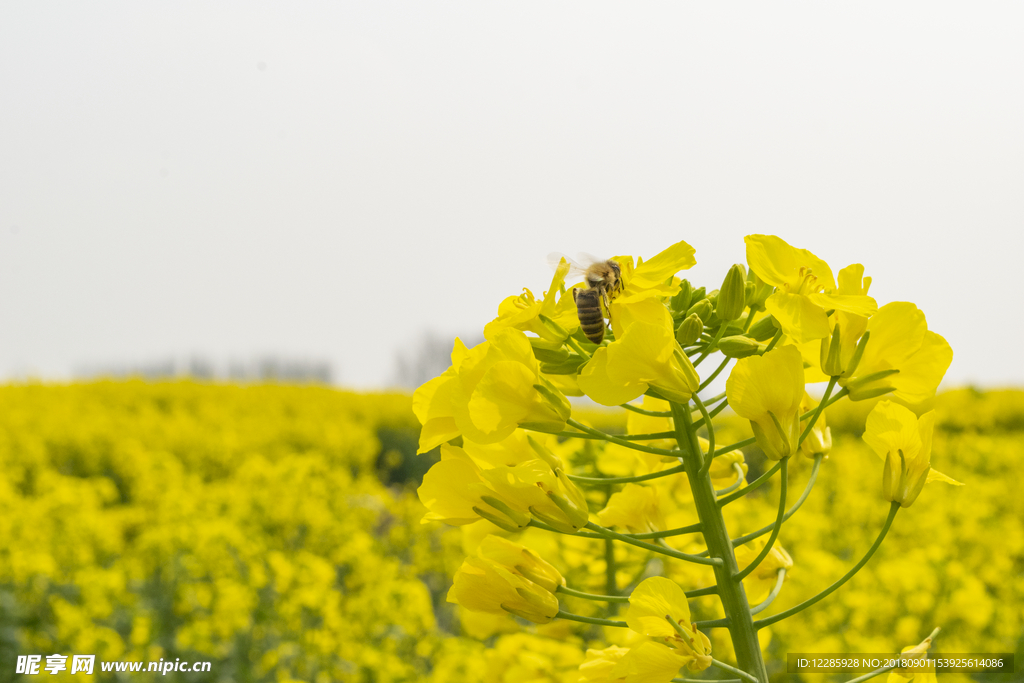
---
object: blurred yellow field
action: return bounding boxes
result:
[0,382,1019,682]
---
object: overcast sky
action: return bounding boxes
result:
[1,3,1022,390]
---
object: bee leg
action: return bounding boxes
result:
[573,288,580,303]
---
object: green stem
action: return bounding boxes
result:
[673,679,741,683]
[749,569,786,616]
[554,610,626,627]
[621,402,672,417]
[713,436,756,457]
[564,419,683,458]
[718,461,783,507]
[671,402,767,683]
[731,455,822,548]
[584,522,721,567]
[694,324,729,367]
[799,377,837,447]
[685,585,719,598]
[711,658,760,683]
[567,463,687,486]
[742,306,757,332]
[734,458,788,582]
[565,336,592,360]
[693,394,715,476]
[842,665,898,683]
[715,463,746,496]
[633,523,703,539]
[605,538,617,598]
[555,585,629,603]
[763,328,784,353]
[554,430,676,442]
[692,397,732,432]
[698,356,731,391]
[755,502,900,629]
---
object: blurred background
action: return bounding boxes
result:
[1,3,1022,683]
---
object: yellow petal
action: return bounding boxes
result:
[726,345,805,422]
[765,292,830,343]
[629,240,697,289]
[745,234,835,291]
[626,576,691,638]
[578,347,648,407]
[862,401,922,462]
[807,292,877,318]
[610,642,692,683]
[890,331,953,404]
[926,468,964,486]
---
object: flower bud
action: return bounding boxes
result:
[718,336,765,358]
[745,272,773,311]
[819,322,843,377]
[670,279,694,317]
[689,286,706,303]
[675,313,704,346]
[748,315,779,341]
[686,298,713,323]
[717,264,747,321]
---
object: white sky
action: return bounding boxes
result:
[1,3,1022,389]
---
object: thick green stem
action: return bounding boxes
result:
[755,502,900,628]
[671,402,767,683]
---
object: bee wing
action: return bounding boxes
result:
[576,252,606,267]
[546,252,590,279]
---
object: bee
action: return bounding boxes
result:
[549,254,622,344]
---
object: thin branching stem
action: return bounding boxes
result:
[734,457,788,582]
[556,585,629,603]
[718,461,783,507]
[731,455,822,547]
[715,463,747,496]
[749,569,786,616]
[584,522,722,567]
[554,610,626,627]
[755,503,900,629]
[563,419,683,458]
[698,356,731,391]
[568,463,687,486]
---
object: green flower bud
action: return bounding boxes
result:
[718,335,766,358]
[745,273,773,311]
[690,286,706,303]
[675,313,704,346]
[819,323,843,377]
[686,298,713,323]
[748,315,780,341]
[717,264,747,321]
[670,279,693,316]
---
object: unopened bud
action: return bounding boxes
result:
[671,279,693,316]
[819,323,843,376]
[676,313,704,346]
[717,264,747,321]
[746,273,773,311]
[690,286,707,303]
[686,298,713,323]
[748,315,779,341]
[718,336,765,358]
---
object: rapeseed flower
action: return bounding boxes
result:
[626,577,712,670]
[726,345,805,461]
[745,235,876,344]
[734,541,793,603]
[484,257,579,343]
[862,401,963,508]
[597,484,666,534]
[447,556,559,624]
[840,303,952,403]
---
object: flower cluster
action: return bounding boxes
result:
[414,235,963,683]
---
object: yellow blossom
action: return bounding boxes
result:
[726,345,805,461]
[734,540,793,603]
[579,300,699,406]
[484,257,579,343]
[613,240,698,305]
[887,633,938,683]
[447,556,559,624]
[476,535,565,593]
[840,302,953,403]
[798,392,832,459]
[745,235,876,344]
[862,401,963,507]
[626,577,712,670]
[417,446,531,530]
[597,484,666,533]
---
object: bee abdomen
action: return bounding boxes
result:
[575,289,606,344]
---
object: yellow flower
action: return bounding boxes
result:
[817,264,874,376]
[726,345,805,461]
[613,240,698,305]
[886,633,938,683]
[417,446,531,530]
[745,235,876,344]
[708,446,748,488]
[734,540,793,603]
[413,330,572,452]
[862,401,963,508]
[840,302,953,403]
[579,646,630,682]
[597,484,666,533]
[626,577,712,670]
[798,392,832,459]
[579,299,699,406]
[484,257,579,343]
[447,556,559,624]
[580,642,699,683]
[476,535,565,593]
